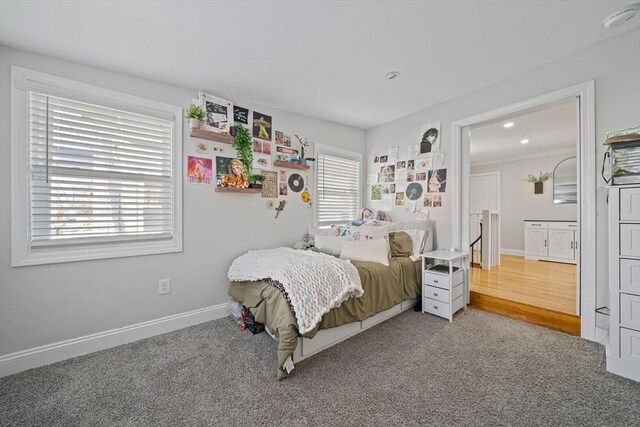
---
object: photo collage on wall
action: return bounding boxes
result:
[369,120,446,213]
[187,93,314,210]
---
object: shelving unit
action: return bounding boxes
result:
[190,127,234,144]
[274,161,310,170]
[215,187,261,193]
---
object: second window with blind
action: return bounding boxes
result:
[315,145,362,228]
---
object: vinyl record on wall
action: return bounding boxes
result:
[288,173,304,192]
[406,182,423,200]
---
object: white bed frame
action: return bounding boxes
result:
[286,297,419,363]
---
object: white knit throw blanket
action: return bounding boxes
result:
[228,247,363,334]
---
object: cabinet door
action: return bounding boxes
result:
[525,229,548,258]
[548,229,575,260]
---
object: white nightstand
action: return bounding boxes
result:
[420,250,469,322]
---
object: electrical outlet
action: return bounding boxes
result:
[158,278,171,295]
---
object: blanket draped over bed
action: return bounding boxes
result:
[228,253,421,380]
[228,247,363,334]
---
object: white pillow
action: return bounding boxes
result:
[346,224,389,242]
[403,229,426,261]
[339,239,390,266]
[314,235,344,256]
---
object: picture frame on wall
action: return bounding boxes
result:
[200,92,234,134]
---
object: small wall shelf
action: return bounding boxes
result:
[190,127,234,144]
[215,187,261,193]
[274,161,310,170]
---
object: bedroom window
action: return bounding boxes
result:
[315,144,362,227]
[11,67,183,266]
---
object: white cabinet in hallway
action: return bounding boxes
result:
[524,221,578,264]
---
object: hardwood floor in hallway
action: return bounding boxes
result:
[469,255,577,315]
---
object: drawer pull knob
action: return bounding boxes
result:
[434,280,438,283]
[434,293,439,296]
[434,305,439,309]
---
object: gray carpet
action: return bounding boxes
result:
[1,309,639,427]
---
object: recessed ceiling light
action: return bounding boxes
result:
[503,122,514,128]
[604,3,640,28]
[385,71,400,80]
[521,139,529,144]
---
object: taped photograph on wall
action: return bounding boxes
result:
[395,192,404,206]
[371,184,382,201]
[427,168,447,193]
[380,165,395,182]
[420,121,441,154]
[187,156,212,185]
[200,92,233,134]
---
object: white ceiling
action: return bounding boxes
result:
[470,101,577,165]
[0,0,635,129]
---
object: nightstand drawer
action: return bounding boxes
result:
[621,259,640,294]
[424,285,449,302]
[424,270,463,289]
[422,297,450,317]
[423,296,464,318]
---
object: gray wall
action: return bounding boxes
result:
[365,29,640,326]
[471,152,578,252]
[0,46,365,355]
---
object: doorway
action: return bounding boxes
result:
[452,82,597,340]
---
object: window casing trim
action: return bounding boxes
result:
[313,143,363,228]
[11,67,183,267]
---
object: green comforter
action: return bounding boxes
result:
[228,256,421,379]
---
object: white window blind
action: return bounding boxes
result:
[316,152,361,227]
[28,92,174,245]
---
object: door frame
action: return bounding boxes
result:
[451,81,596,341]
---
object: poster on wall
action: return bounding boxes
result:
[215,156,246,187]
[233,105,249,126]
[407,160,415,171]
[396,160,406,170]
[427,168,447,193]
[261,171,278,198]
[419,121,441,154]
[408,144,419,159]
[367,173,379,184]
[253,111,272,141]
[187,156,212,185]
[200,92,233,133]
[395,192,404,206]
[379,155,388,164]
[388,146,399,163]
[434,153,445,166]
[396,169,407,181]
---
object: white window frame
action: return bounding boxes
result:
[314,143,363,228]
[10,67,183,266]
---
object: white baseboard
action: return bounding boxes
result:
[595,326,609,350]
[501,248,524,257]
[0,303,228,378]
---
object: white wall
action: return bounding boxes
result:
[365,29,640,326]
[471,152,578,253]
[0,46,365,356]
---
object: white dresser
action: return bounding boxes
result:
[524,220,578,264]
[607,186,640,382]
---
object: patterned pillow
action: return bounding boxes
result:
[345,224,389,241]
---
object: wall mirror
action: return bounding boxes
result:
[553,156,577,204]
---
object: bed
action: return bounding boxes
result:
[227,220,433,379]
